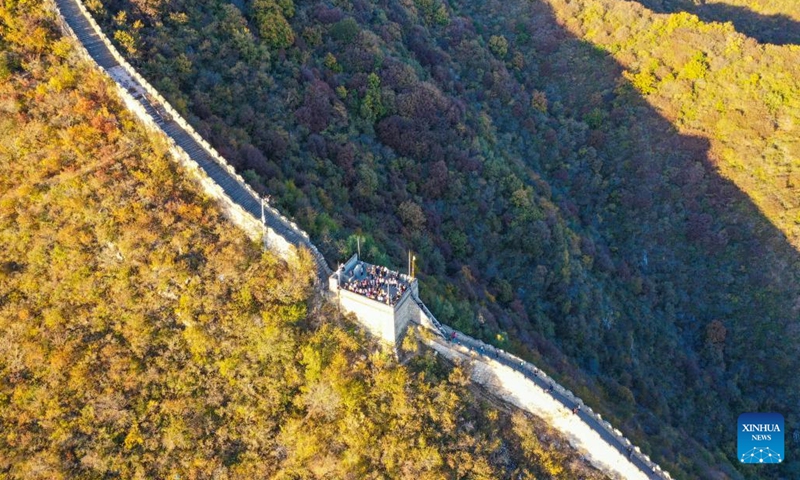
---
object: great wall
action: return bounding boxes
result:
[51,0,673,477]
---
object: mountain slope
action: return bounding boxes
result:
[84,0,800,477]
[0,3,605,478]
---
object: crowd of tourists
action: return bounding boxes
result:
[340,263,409,305]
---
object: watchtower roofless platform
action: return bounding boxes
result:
[329,254,421,344]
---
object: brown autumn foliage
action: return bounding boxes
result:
[83,0,800,476]
[0,2,605,478]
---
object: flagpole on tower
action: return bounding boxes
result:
[261,197,267,251]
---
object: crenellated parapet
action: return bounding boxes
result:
[51,0,671,477]
[50,0,331,281]
[329,254,422,345]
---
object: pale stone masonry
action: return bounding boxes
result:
[51,0,331,280]
[329,254,422,345]
[53,0,672,475]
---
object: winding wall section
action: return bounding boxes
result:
[51,0,331,280]
[51,0,671,478]
[423,325,672,479]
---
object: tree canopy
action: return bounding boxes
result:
[81,0,800,476]
[0,1,605,478]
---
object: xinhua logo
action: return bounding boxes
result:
[738,413,784,464]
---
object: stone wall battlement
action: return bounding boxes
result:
[51,1,670,478]
[51,0,330,280]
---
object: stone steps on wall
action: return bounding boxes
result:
[54,0,332,282]
[52,1,669,477]
[422,327,671,480]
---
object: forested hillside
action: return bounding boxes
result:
[544,0,800,249]
[631,0,800,45]
[0,2,605,478]
[81,0,800,477]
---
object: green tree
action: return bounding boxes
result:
[360,72,385,122]
[488,35,509,58]
[251,0,294,48]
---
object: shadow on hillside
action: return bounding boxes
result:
[103,0,800,474]
[632,0,800,45]
[449,0,799,476]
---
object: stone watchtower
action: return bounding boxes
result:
[329,254,423,345]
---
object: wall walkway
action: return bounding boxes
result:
[422,325,673,479]
[51,0,671,478]
[52,0,331,281]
